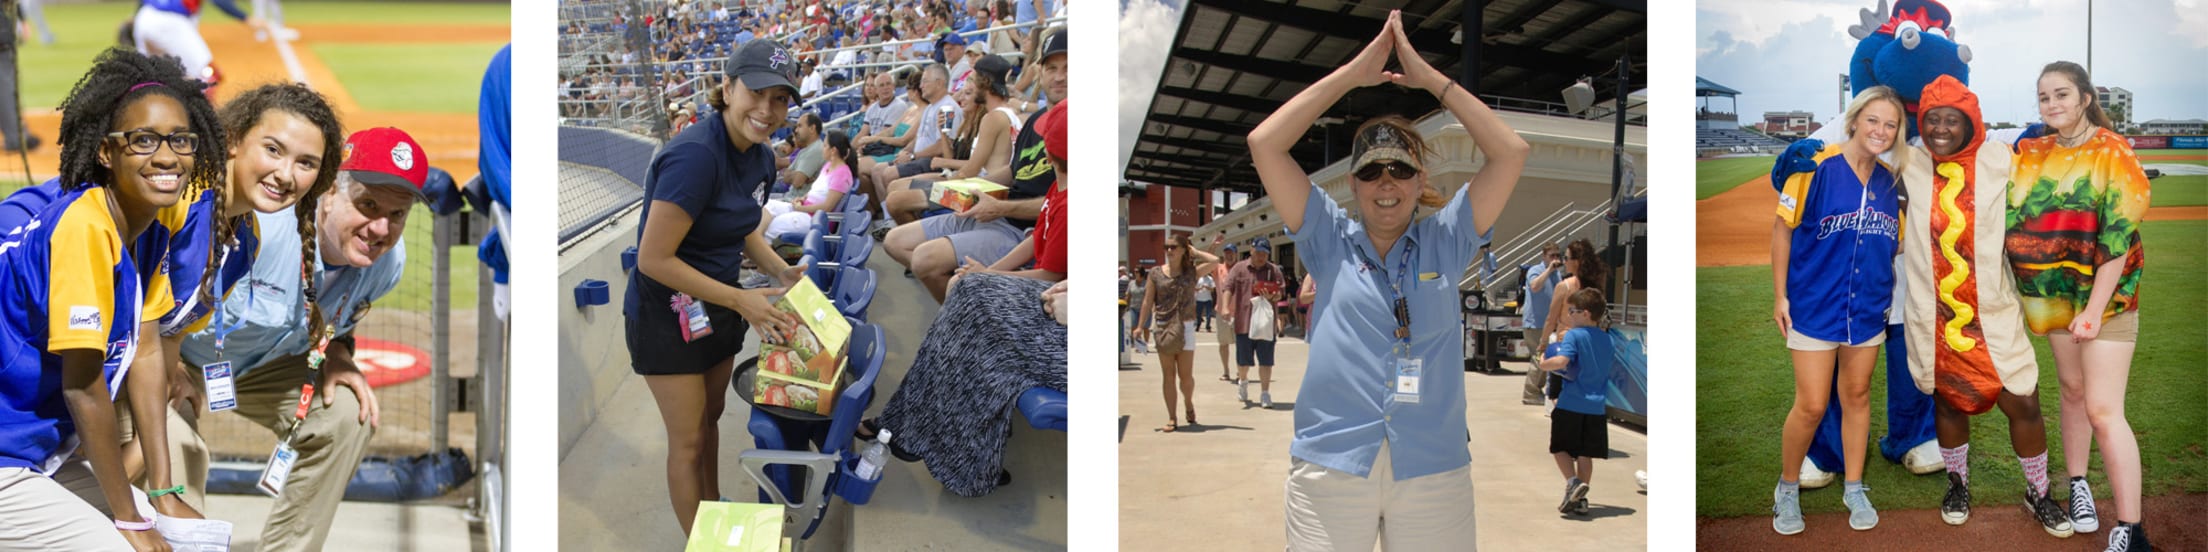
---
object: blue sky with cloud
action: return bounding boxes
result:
[1120,0,1183,173]
[1698,0,2208,126]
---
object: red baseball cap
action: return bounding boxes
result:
[339,127,429,198]
[1039,100,1069,161]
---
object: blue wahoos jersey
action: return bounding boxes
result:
[0,186,142,472]
[0,180,256,337]
[1775,145,1903,345]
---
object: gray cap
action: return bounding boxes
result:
[725,39,799,94]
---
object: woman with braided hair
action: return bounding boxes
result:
[0,46,222,551]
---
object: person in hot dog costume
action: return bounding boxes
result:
[1892,75,2070,537]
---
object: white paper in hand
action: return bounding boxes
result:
[130,487,234,551]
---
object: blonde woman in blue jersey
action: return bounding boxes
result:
[0,48,224,551]
[1769,85,1907,536]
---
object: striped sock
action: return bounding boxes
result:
[1941,444,1970,485]
[2019,452,2050,497]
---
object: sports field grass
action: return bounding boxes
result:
[2149,175,2207,207]
[2135,149,2208,157]
[1695,219,2208,518]
[11,2,507,112]
[384,204,480,314]
[311,42,505,113]
[1697,155,1774,200]
[274,1,509,25]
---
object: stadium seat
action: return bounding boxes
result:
[796,254,838,291]
[832,265,875,320]
[835,231,874,267]
[737,320,886,539]
[1017,387,1067,432]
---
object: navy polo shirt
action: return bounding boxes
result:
[625,110,776,318]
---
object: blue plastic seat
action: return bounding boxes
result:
[739,320,885,540]
[832,265,875,320]
[836,231,874,268]
[794,254,837,291]
[1016,388,1067,432]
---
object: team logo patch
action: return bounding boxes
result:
[68,306,101,330]
[1778,194,1797,212]
[769,49,790,70]
[391,142,415,171]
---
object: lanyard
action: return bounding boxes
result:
[210,284,253,356]
[1360,237,1416,352]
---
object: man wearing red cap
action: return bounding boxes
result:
[159,127,429,551]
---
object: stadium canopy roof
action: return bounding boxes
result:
[1125,0,1648,194]
[1694,76,1742,97]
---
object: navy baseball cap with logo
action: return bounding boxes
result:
[1041,27,1068,63]
[725,38,799,94]
[339,127,428,200]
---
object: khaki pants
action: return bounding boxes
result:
[129,353,376,552]
[0,463,131,550]
[1522,328,1547,402]
[1284,444,1478,551]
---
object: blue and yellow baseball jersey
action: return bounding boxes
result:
[140,188,261,337]
[0,186,144,471]
[0,180,255,337]
[1776,145,1903,345]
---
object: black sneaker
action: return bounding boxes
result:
[2102,521,2148,552]
[1939,472,1971,526]
[2071,476,2101,533]
[2024,483,2074,538]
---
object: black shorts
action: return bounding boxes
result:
[895,158,936,178]
[1235,333,1275,366]
[626,278,751,376]
[1548,408,1610,459]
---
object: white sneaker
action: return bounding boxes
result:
[1635,470,1648,491]
[1237,380,1248,403]
[1260,392,1272,409]
[1800,461,1836,490]
[1903,441,1943,475]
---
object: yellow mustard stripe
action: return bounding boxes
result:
[1933,162,1978,352]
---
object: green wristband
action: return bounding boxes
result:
[148,485,186,498]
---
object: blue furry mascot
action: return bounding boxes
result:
[1774,0,1969,488]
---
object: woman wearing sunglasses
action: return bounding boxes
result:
[1246,11,1528,550]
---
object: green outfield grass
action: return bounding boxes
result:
[2135,149,2208,157]
[11,2,505,112]
[1697,155,1774,200]
[382,203,480,314]
[2152,175,2208,207]
[310,42,504,113]
[275,1,509,26]
[1695,219,2208,518]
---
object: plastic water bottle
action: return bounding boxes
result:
[854,429,891,481]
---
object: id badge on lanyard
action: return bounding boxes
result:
[205,286,252,412]
[672,292,714,342]
[264,285,347,497]
[1372,242,1420,405]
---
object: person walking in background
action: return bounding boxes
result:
[1519,243,1562,406]
[1225,239,1284,408]
[1136,234,1222,432]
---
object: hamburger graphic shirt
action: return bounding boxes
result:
[2004,128,2150,335]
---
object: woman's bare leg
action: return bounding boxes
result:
[2050,334,2095,480]
[1780,348,1839,483]
[2080,338,2141,523]
[646,370,714,535]
[1835,345,1878,482]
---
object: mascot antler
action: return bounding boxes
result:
[1849,0,1891,40]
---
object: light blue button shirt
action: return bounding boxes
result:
[180,209,405,375]
[1290,181,1484,480]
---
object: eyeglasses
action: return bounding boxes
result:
[107,130,198,156]
[1354,161,1419,182]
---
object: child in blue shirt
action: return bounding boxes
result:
[1540,287,1614,517]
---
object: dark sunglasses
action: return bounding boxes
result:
[1163,245,1182,251]
[1354,161,1420,182]
[108,130,198,156]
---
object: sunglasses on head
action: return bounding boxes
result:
[1354,161,1420,182]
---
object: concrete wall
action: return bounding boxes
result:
[557,213,639,458]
